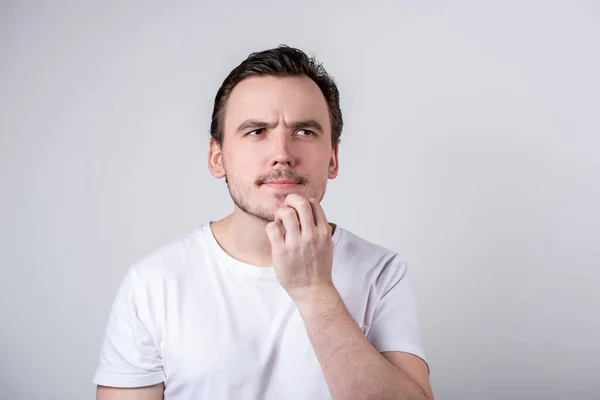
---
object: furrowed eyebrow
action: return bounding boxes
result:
[236,120,277,134]
[288,119,324,134]
[235,119,325,134]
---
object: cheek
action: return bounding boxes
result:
[224,157,257,182]
[224,144,262,167]
[310,153,334,173]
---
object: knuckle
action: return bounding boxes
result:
[297,197,309,206]
[300,202,312,214]
[305,233,318,244]
[319,227,330,237]
[283,208,296,219]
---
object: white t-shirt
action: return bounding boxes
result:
[93,223,428,399]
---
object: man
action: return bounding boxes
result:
[94,45,434,400]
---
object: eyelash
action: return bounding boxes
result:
[246,129,315,136]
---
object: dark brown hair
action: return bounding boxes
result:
[210,45,343,147]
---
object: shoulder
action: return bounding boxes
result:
[334,226,408,283]
[335,226,406,267]
[127,227,208,287]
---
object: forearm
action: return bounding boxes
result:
[296,286,427,400]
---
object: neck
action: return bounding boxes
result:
[210,208,274,267]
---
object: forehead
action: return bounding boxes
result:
[223,76,331,133]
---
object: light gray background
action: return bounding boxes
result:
[1,1,599,399]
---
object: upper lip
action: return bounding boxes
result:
[263,179,299,184]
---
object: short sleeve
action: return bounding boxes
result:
[93,266,166,388]
[367,256,429,369]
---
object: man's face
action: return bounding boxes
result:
[210,75,339,222]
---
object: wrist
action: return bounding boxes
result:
[292,284,343,316]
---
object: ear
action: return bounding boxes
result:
[328,144,339,179]
[208,139,226,179]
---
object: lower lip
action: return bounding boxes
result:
[263,183,300,190]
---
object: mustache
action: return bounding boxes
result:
[256,169,307,185]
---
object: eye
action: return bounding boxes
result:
[297,129,315,136]
[246,128,265,136]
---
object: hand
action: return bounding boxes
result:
[265,193,335,303]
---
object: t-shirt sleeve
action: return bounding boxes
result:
[366,255,429,369]
[93,266,166,388]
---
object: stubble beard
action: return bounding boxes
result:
[225,175,327,223]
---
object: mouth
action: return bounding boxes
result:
[262,180,302,190]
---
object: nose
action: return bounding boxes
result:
[270,131,295,167]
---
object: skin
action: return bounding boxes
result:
[97,75,434,399]
[96,384,163,399]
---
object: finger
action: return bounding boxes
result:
[274,219,287,243]
[308,198,329,232]
[284,194,316,233]
[274,206,301,243]
[265,221,285,248]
